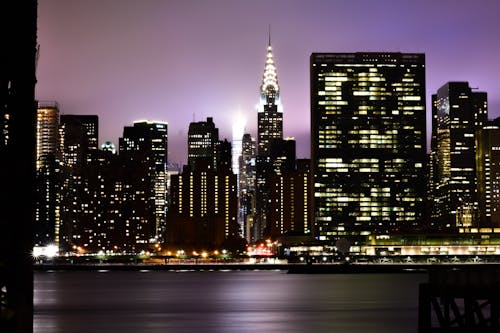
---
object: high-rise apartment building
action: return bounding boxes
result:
[35,102,60,247]
[119,120,168,249]
[430,82,487,228]
[311,52,426,242]
[59,115,99,252]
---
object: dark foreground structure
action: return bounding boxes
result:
[0,1,37,332]
[418,268,500,332]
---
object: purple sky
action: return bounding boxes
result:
[36,0,500,165]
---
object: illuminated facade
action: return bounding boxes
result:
[239,133,257,242]
[119,120,168,249]
[35,102,60,247]
[430,82,487,228]
[311,53,426,242]
[257,40,282,156]
[476,125,500,227]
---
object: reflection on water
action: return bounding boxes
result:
[35,270,426,333]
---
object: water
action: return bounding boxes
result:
[35,270,427,333]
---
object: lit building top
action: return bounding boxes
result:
[260,42,280,99]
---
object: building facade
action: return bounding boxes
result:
[311,52,427,243]
[35,102,60,247]
[188,117,219,170]
[59,115,99,252]
[239,133,257,242]
[255,39,283,240]
[119,120,168,250]
[430,82,488,228]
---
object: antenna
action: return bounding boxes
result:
[268,24,271,46]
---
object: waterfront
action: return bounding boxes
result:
[35,270,427,333]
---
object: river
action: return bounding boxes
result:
[34,270,427,332]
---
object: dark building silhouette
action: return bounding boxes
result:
[270,138,296,175]
[0,0,37,331]
[168,118,239,249]
[188,117,219,170]
[311,52,427,243]
[167,164,239,250]
[268,159,313,238]
[429,82,488,228]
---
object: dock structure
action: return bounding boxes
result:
[418,268,500,332]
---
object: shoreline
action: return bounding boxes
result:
[33,262,500,274]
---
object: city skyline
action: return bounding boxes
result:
[36,0,500,165]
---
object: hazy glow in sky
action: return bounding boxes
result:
[36,0,500,165]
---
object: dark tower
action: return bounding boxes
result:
[0,0,38,331]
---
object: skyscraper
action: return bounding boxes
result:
[35,102,60,247]
[255,37,283,240]
[257,38,282,156]
[476,125,500,227]
[119,120,168,249]
[188,117,219,170]
[311,52,426,243]
[239,133,257,242]
[430,82,487,228]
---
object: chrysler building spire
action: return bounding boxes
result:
[260,30,279,98]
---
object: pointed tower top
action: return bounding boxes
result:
[260,30,279,97]
[268,24,271,46]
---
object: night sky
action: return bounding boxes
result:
[36,0,500,165]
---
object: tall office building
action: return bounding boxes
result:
[255,38,283,240]
[311,53,426,243]
[35,102,60,247]
[119,120,168,250]
[188,117,219,170]
[59,115,99,252]
[430,82,487,228]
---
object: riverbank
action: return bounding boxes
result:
[33,262,500,274]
